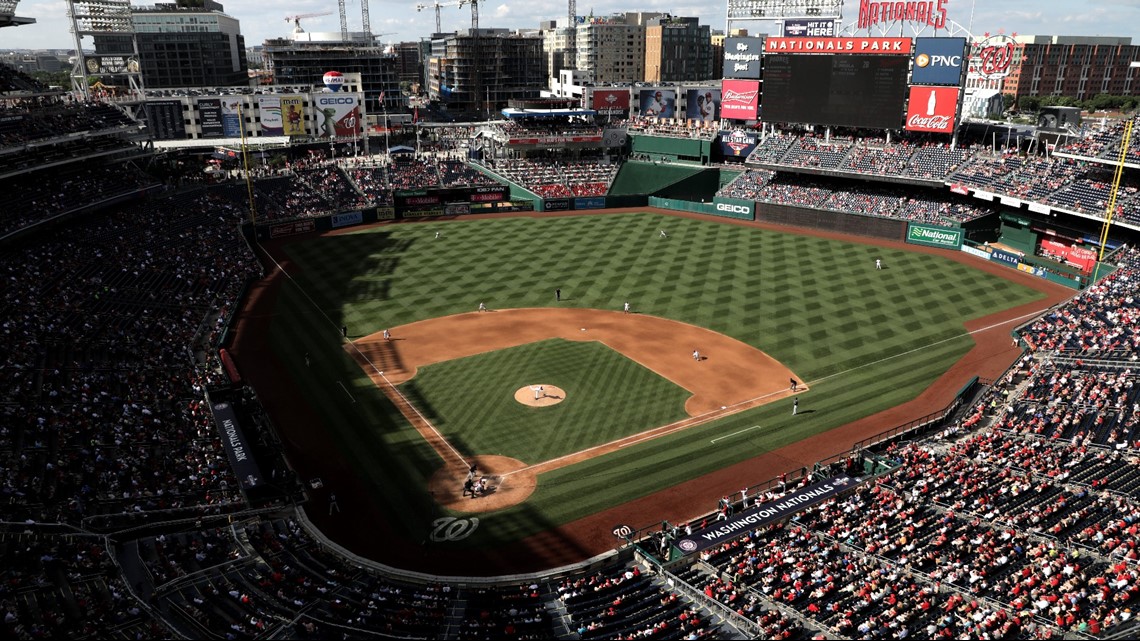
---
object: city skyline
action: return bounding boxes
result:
[2,0,1140,52]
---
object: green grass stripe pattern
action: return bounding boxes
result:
[402,339,691,462]
[269,212,1045,546]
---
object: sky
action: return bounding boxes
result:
[2,0,1140,52]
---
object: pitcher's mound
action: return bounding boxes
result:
[514,385,566,407]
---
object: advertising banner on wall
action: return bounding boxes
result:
[912,37,967,86]
[991,248,1022,267]
[330,211,363,228]
[220,97,243,137]
[904,86,959,133]
[575,196,606,210]
[675,476,859,555]
[720,80,760,120]
[685,89,719,122]
[907,223,963,249]
[711,197,755,220]
[197,98,224,138]
[765,36,913,55]
[592,89,631,116]
[209,401,263,491]
[783,19,836,37]
[280,95,306,136]
[722,36,764,78]
[638,89,675,118]
[258,95,283,136]
[314,93,361,138]
[719,129,760,158]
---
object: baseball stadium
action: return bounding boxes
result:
[6,2,1140,640]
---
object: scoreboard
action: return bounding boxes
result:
[761,53,910,129]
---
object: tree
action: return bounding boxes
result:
[1002,94,1015,112]
[1018,96,1041,113]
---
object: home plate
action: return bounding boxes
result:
[721,406,727,410]
[581,328,586,331]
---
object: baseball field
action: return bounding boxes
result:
[241,210,1060,573]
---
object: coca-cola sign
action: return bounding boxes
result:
[720,79,759,120]
[904,86,959,133]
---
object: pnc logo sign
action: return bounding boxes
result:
[912,37,967,85]
[916,53,962,68]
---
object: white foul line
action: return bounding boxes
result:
[258,245,470,468]
[337,381,356,403]
[710,425,762,444]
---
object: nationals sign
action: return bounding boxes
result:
[857,0,949,30]
[905,86,959,133]
[765,37,913,55]
[971,33,1017,79]
[720,79,759,120]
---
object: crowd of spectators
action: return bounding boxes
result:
[496,118,602,139]
[626,116,719,140]
[1019,247,1140,355]
[485,157,617,198]
[2,162,161,235]
[1055,115,1140,166]
[745,130,973,182]
[0,99,137,149]
[717,171,999,225]
[0,63,50,94]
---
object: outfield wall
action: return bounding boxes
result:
[758,203,908,241]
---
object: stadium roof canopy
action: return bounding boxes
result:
[500,108,597,119]
[153,137,292,151]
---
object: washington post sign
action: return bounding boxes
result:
[723,37,763,79]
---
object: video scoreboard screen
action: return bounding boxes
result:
[761,54,909,129]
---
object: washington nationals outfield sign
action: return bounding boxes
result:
[675,475,859,554]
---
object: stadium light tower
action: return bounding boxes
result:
[0,0,36,28]
[66,0,144,100]
[725,0,843,34]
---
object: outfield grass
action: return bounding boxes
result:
[268,212,1046,547]
[404,339,691,462]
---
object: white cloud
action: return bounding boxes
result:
[494,4,510,20]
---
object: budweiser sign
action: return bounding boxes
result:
[720,80,759,120]
[858,0,949,30]
[723,88,758,104]
[904,86,959,133]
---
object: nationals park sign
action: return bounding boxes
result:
[907,222,962,249]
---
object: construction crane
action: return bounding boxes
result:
[459,0,478,30]
[284,11,333,34]
[338,0,348,41]
[416,0,464,34]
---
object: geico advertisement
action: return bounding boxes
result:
[314,94,361,137]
